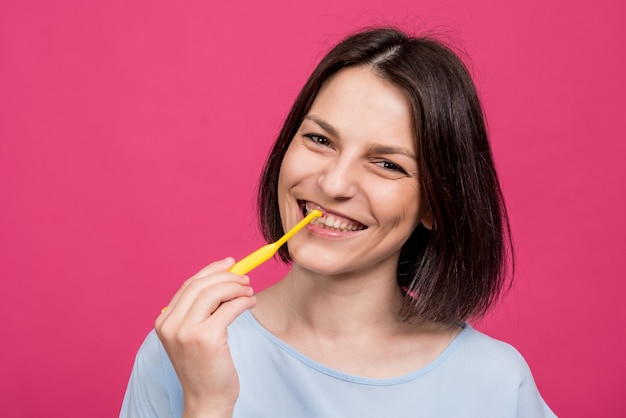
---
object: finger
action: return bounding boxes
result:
[156,283,253,344]
[206,294,257,331]
[189,257,236,281]
[159,257,237,318]
[182,282,254,324]
[176,257,236,301]
[161,272,249,326]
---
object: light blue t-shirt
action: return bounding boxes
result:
[120,310,557,417]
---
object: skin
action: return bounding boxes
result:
[155,258,256,418]
[277,64,430,277]
[156,65,458,418]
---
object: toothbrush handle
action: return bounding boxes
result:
[160,212,321,313]
[160,247,277,313]
[229,210,322,275]
[275,209,323,246]
[228,243,279,275]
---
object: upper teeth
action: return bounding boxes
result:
[305,202,365,231]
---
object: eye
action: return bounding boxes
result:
[374,160,408,174]
[303,134,331,147]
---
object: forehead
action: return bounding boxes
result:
[307,65,417,153]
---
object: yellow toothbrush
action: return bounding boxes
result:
[229,209,323,274]
[161,210,322,313]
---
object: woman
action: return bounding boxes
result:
[121,28,557,417]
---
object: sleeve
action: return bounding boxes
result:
[514,352,558,418]
[119,330,182,418]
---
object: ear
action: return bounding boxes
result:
[420,211,433,230]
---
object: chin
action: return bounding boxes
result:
[289,246,349,276]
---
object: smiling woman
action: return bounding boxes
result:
[276,65,425,278]
[121,27,557,418]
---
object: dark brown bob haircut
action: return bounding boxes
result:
[257,27,513,324]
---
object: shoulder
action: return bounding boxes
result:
[127,330,170,378]
[457,325,534,376]
[440,325,535,398]
[120,330,183,418]
[463,325,526,365]
[133,329,179,380]
[137,329,165,361]
[446,325,558,417]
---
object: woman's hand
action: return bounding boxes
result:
[155,257,257,418]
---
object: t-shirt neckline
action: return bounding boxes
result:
[241,310,471,386]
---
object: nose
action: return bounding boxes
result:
[317,155,360,200]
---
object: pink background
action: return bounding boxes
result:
[1,0,624,416]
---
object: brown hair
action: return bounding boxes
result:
[257,27,513,324]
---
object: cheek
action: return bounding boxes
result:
[277,148,297,195]
[278,144,315,189]
[277,144,309,209]
[376,183,422,228]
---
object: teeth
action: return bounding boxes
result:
[303,202,365,232]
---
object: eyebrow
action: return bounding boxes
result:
[368,144,416,160]
[303,115,417,160]
[303,115,340,138]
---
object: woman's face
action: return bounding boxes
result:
[277,65,431,277]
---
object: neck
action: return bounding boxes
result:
[251,262,464,379]
[259,262,408,338]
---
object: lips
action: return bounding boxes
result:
[301,201,367,232]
